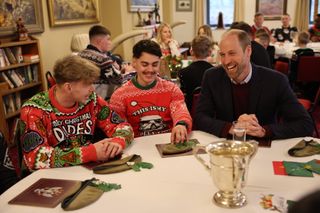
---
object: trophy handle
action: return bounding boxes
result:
[193,144,210,172]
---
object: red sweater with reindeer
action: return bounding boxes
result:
[110,76,192,137]
[20,86,133,171]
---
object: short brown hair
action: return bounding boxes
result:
[222,29,251,51]
[297,31,310,45]
[54,55,100,84]
[191,35,213,59]
[89,25,111,40]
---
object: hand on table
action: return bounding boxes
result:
[94,139,123,161]
[171,124,188,144]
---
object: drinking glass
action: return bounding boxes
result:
[232,121,246,142]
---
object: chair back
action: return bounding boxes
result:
[296,56,320,82]
[274,60,289,75]
[191,87,201,129]
[46,71,56,89]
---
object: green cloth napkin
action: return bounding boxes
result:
[288,139,320,157]
[93,154,153,174]
[61,178,120,211]
[283,161,314,177]
[162,139,198,155]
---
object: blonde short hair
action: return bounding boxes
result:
[53,55,100,85]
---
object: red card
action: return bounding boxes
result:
[273,161,287,175]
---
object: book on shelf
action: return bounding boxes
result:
[14,92,21,111]
[0,49,9,67]
[4,48,17,64]
[0,72,15,88]
[15,68,27,84]
[23,54,40,63]
[11,46,23,63]
[31,64,38,82]
[8,70,24,87]
[6,94,16,114]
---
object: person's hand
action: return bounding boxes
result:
[93,139,123,161]
[236,114,266,138]
[171,125,188,144]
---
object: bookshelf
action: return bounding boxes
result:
[0,36,45,144]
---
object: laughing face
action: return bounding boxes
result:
[132,52,160,86]
[219,34,251,83]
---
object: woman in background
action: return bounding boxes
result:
[152,23,181,57]
[197,25,220,64]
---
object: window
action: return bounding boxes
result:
[310,0,320,24]
[207,0,234,27]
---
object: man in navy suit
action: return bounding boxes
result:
[195,29,313,140]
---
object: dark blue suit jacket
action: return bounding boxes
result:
[195,64,313,139]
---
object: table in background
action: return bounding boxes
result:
[271,42,320,59]
[0,131,319,213]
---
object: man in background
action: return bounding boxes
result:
[272,14,298,42]
[78,25,123,100]
[251,12,271,38]
[309,14,320,42]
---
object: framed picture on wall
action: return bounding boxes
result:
[0,0,44,36]
[256,0,287,20]
[47,0,100,27]
[176,0,192,12]
[128,0,158,12]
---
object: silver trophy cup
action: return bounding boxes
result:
[193,140,258,208]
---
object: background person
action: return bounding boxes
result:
[78,25,124,100]
[152,22,181,57]
[197,24,220,64]
[20,55,134,171]
[309,14,320,42]
[251,12,271,38]
[272,14,298,42]
[195,29,313,140]
[110,39,192,143]
[179,35,213,112]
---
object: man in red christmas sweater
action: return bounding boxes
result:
[20,55,133,171]
[110,39,192,143]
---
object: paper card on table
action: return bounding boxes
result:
[283,161,314,177]
[258,193,294,213]
[8,178,81,208]
[273,161,287,175]
[304,159,320,174]
[156,139,205,158]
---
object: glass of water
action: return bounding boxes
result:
[232,121,247,142]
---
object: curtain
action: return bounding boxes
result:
[195,0,205,32]
[234,0,245,22]
[294,0,310,31]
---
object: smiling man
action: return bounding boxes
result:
[110,39,192,143]
[20,55,133,171]
[195,29,313,141]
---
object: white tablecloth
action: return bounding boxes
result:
[272,42,320,59]
[0,131,319,213]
